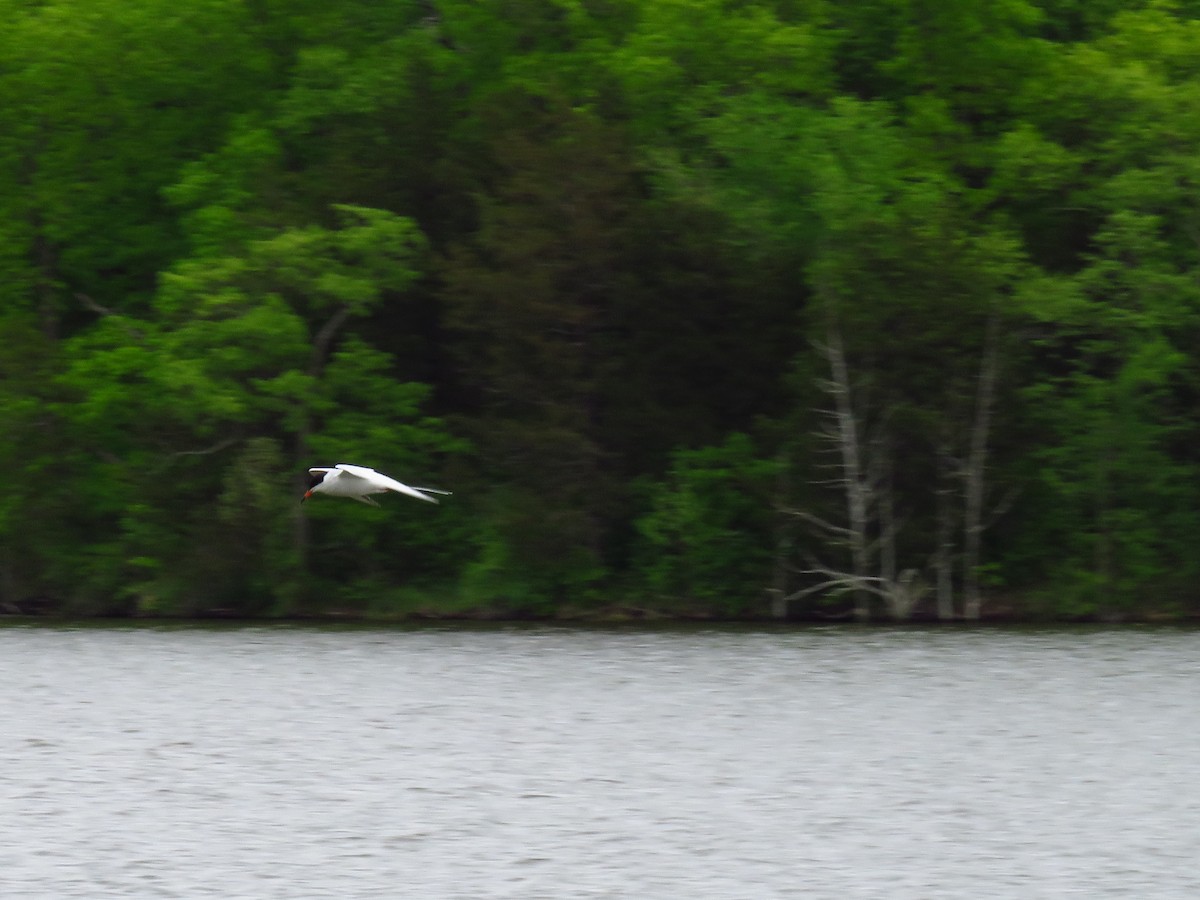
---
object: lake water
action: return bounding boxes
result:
[1,623,1198,898]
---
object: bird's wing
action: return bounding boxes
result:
[308,467,336,476]
[331,464,374,482]
[335,464,439,503]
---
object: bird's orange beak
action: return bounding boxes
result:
[301,490,313,504]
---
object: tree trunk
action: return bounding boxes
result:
[962,311,999,621]
[1094,412,1115,615]
[824,321,871,622]
[934,442,956,620]
[879,451,907,620]
[291,435,312,605]
[769,452,792,619]
[286,305,355,611]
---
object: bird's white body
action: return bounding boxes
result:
[304,464,450,507]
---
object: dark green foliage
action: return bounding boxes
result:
[632,434,781,615]
[1,0,1198,619]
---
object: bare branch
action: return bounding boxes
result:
[788,566,927,619]
[789,509,857,539]
[76,292,116,317]
[983,485,1021,530]
[76,293,145,339]
[308,305,353,376]
[170,438,239,458]
[784,572,894,603]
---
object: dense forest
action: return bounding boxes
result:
[2,0,1199,621]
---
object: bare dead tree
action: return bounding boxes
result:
[780,315,921,621]
[785,565,926,620]
[819,320,871,621]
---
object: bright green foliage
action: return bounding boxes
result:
[614,0,834,139]
[0,0,274,319]
[28,205,447,613]
[992,7,1200,615]
[1016,212,1200,614]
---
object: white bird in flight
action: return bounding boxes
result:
[302,464,451,507]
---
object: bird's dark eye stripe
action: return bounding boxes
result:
[307,472,325,490]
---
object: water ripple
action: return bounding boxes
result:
[2,625,1199,897]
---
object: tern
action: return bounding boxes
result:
[302,464,451,507]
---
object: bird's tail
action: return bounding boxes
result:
[414,487,452,502]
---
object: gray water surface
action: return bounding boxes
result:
[1,624,1198,898]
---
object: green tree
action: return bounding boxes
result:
[44,205,449,614]
[443,96,637,610]
[0,0,274,327]
[998,7,1200,614]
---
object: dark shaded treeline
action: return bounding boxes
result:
[1,0,1199,621]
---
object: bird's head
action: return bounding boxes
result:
[301,470,326,504]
